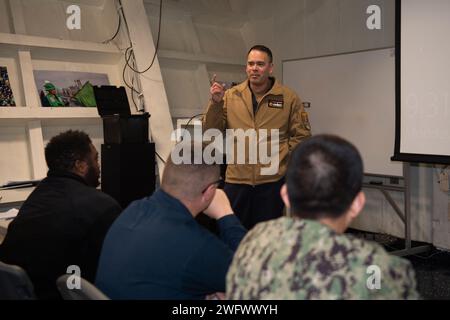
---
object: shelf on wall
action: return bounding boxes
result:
[0,32,122,64]
[0,106,100,119]
[0,107,101,125]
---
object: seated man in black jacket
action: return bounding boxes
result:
[0,130,122,299]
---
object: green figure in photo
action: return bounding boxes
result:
[74,81,97,107]
[42,81,65,107]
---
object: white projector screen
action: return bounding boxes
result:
[393,0,450,164]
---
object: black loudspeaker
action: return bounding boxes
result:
[101,143,155,208]
[102,113,150,144]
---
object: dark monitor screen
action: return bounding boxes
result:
[93,85,131,117]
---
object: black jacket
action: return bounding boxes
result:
[0,170,122,299]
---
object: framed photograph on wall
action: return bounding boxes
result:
[0,66,16,106]
[33,70,110,107]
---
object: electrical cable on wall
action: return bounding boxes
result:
[122,47,140,95]
[130,70,139,111]
[123,0,163,74]
[174,113,204,145]
[155,151,166,164]
[116,0,166,164]
[121,47,140,111]
[118,0,164,114]
[185,113,204,128]
[129,48,145,112]
[101,0,122,44]
[99,0,143,113]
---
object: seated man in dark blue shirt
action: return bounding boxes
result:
[95,146,247,299]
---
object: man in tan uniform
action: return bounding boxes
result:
[203,45,311,229]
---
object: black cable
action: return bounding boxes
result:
[131,51,147,112]
[130,50,143,112]
[117,0,133,49]
[155,115,203,165]
[122,46,141,95]
[155,151,166,163]
[124,0,163,74]
[185,113,204,128]
[130,71,138,111]
[102,1,122,43]
[176,114,204,144]
[118,0,163,115]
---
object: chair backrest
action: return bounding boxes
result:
[0,260,36,300]
[56,275,109,300]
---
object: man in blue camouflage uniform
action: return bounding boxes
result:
[226,134,419,299]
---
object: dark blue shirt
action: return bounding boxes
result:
[95,189,247,299]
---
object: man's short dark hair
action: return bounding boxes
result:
[286,134,363,219]
[162,143,221,200]
[45,130,92,172]
[247,45,273,63]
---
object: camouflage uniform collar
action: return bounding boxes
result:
[284,216,340,237]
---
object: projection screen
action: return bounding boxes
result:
[393,0,450,164]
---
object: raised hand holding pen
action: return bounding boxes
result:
[210,74,225,103]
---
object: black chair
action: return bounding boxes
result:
[56,275,109,300]
[0,260,36,300]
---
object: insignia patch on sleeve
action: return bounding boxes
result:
[301,111,311,130]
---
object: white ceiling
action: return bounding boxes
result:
[60,0,107,7]
[143,0,329,27]
[143,0,278,27]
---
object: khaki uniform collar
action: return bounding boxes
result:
[234,77,284,96]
